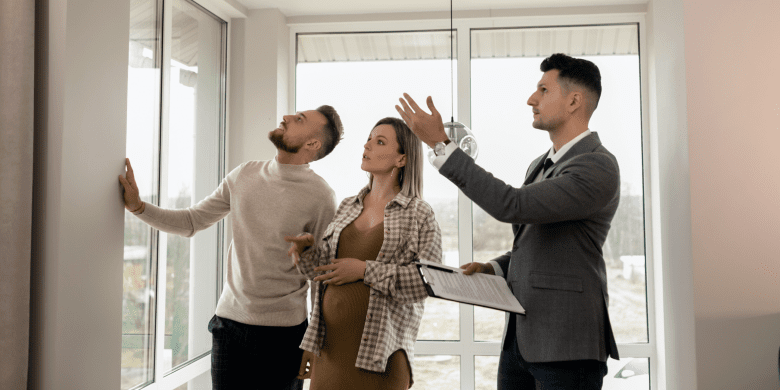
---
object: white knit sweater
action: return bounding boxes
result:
[136,158,336,326]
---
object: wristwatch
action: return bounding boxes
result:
[434,139,451,156]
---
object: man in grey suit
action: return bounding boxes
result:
[396,53,620,389]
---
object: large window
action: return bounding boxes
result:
[297,31,462,344]
[122,0,227,388]
[469,25,648,390]
[472,51,647,341]
[295,20,650,390]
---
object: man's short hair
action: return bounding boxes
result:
[540,53,602,113]
[314,105,344,161]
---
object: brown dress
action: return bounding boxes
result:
[309,221,411,390]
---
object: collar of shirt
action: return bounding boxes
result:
[270,155,312,177]
[352,184,413,209]
[546,129,592,163]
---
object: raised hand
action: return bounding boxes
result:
[313,258,366,286]
[284,234,314,265]
[118,158,145,214]
[460,262,495,276]
[395,93,448,148]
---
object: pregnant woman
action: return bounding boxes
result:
[286,117,442,390]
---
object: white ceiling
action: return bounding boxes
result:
[235,0,647,17]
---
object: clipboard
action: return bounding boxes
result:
[416,260,526,315]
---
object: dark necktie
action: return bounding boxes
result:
[543,158,554,172]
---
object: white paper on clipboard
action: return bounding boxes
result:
[417,260,525,315]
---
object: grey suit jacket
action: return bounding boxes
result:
[439,132,620,363]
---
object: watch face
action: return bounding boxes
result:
[435,142,445,156]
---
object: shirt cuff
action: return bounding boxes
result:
[488,261,504,278]
[132,202,146,215]
[431,141,459,170]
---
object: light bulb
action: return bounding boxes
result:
[426,121,479,163]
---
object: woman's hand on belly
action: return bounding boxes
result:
[314,258,366,286]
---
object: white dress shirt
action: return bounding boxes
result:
[531,129,592,183]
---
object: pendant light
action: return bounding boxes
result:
[429,0,479,162]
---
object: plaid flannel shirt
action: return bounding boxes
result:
[297,185,442,374]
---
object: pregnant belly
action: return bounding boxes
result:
[321,281,371,353]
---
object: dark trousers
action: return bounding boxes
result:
[498,316,608,390]
[208,315,307,390]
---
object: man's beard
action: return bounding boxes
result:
[268,131,301,154]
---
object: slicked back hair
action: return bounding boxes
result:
[368,117,424,199]
[540,53,602,115]
[314,105,344,161]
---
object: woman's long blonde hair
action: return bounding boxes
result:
[367,117,423,199]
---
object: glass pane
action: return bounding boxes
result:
[418,179,459,341]
[417,298,460,341]
[122,0,160,387]
[474,306,505,342]
[164,0,225,371]
[470,26,648,344]
[414,355,460,389]
[475,355,499,390]
[295,31,461,341]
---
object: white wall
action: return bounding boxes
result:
[645,0,698,388]
[228,8,289,170]
[683,0,780,388]
[29,0,129,388]
[28,3,286,388]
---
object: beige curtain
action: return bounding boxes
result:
[0,0,35,388]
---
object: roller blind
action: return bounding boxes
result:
[296,24,638,64]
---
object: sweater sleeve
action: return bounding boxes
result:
[309,188,337,254]
[135,171,233,238]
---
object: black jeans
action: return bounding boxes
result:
[498,316,608,390]
[208,315,307,390]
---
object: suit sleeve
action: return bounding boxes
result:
[488,223,522,277]
[439,148,619,225]
[489,252,511,278]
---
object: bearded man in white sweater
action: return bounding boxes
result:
[119,106,343,390]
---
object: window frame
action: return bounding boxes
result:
[289,10,655,390]
[124,0,230,388]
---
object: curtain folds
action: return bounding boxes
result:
[0,0,36,388]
